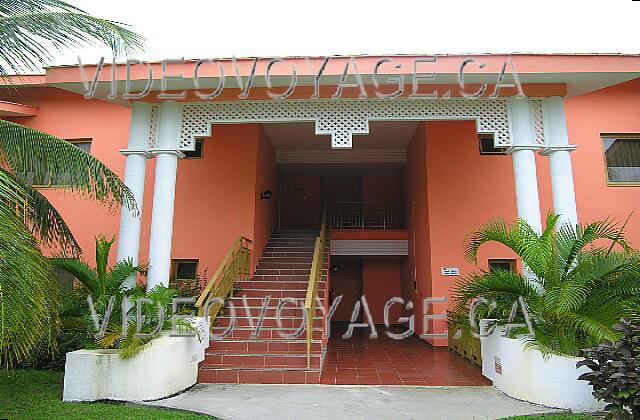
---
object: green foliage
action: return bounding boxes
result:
[0,200,59,367]
[0,0,144,75]
[22,288,93,370]
[0,0,143,368]
[578,318,640,420]
[450,213,640,357]
[97,284,198,359]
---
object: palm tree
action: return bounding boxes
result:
[450,213,640,356]
[0,0,143,366]
[50,235,140,308]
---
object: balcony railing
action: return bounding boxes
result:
[329,202,405,229]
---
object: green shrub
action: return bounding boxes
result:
[578,318,640,419]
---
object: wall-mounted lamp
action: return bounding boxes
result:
[260,189,273,200]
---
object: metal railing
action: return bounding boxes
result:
[304,204,327,367]
[329,202,405,229]
[195,236,251,325]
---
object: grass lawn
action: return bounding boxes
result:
[500,415,597,420]
[0,369,214,419]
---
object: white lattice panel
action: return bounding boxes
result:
[531,99,546,146]
[148,105,159,148]
[174,98,520,150]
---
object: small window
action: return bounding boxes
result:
[479,133,506,155]
[71,139,92,154]
[488,259,516,272]
[602,136,640,184]
[172,259,198,281]
[183,139,204,159]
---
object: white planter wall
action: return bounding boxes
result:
[63,317,209,402]
[480,320,605,412]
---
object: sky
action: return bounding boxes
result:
[52,0,639,67]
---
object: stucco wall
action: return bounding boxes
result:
[362,259,402,324]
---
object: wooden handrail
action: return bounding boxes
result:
[195,236,252,324]
[304,204,327,367]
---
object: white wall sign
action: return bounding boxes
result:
[440,267,460,276]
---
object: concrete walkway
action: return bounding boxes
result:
[148,384,560,420]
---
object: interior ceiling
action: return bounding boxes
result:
[262,120,419,150]
[264,120,418,174]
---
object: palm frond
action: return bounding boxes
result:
[49,257,98,296]
[0,0,144,75]
[0,120,138,214]
[464,218,519,263]
[94,235,115,295]
[106,258,138,292]
[560,311,622,344]
[0,167,80,254]
[556,218,629,273]
[0,204,58,367]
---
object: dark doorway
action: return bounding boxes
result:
[329,258,363,322]
[279,174,321,229]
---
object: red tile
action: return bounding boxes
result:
[283,371,306,383]
[319,322,488,386]
[214,370,239,383]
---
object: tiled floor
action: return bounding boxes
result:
[320,323,492,386]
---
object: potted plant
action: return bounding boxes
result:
[53,236,208,401]
[449,213,640,410]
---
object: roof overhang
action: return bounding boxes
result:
[7,54,640,103]
[0,100,39,116]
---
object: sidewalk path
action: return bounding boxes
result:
[148,384,561,420]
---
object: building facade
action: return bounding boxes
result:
[3,54,640,384]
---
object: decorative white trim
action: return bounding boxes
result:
[120,149,153,158]
[505,144,544,154]
[149,148,185,158]
[170,98,531,150]
[539,144,578,156]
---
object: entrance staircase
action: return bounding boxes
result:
[198,230,329,384]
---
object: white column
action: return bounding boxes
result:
[540,96,578,230]
[146,101,184,291]
[117,102,152,289]
[506,97,543,234]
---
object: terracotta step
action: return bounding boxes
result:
[261,247,316,253]
[236,280,325,289]
[197,367,321,384]
[259,256,313,263]
[210,326,323,340]
[262,251,314,258]
[219,304,324,318]
[257,262,313,270]
[215,316,323,329]
[233,289,326,299]
[204,353,322,368]
[207,339,323,353]
[251,274,326,282]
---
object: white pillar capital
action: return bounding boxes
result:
[150,100,183,153]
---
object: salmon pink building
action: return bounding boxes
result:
[3,54,640,388]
